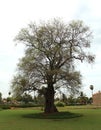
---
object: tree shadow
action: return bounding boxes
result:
[22,111,83,120]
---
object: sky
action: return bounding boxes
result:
[0,0,101,98]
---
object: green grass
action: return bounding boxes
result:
[0,106,101,130]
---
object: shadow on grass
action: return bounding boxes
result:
[22,111,83,120]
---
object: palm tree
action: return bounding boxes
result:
[90,85,94,103]
[8,92,11,96]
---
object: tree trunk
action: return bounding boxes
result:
[44,84,58,113]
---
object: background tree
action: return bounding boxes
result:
[21,93,33,104]
[8,92,11,97]
[61,93,68,105]
[67,95,76,105]
[90,85,94,103]
[76,91,88,105]
[90,85,94,96]
[0,92,2,103]
[11,74,29,98]
[11,19,95,113]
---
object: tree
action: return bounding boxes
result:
[61,93,68,104]
[21,93,33,104]
[90,85,94,95]
[11,19,95,113]
[0,92,2,103]
[67,95,76,105]
[8,92,11,96]
[11,74,29,98]
[76,92,88,105]
[90,85,94,103]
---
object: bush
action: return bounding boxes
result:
[0,104,11,109]
[10,102,41,108]
[55,101,66,107]
[14,104,38,108]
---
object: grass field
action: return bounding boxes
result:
[0,106,101,130]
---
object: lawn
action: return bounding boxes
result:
[0,106,101,130]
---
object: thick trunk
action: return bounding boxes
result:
[44,84,58,113]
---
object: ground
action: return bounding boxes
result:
[0,106,101,130]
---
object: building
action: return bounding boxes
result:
[93,91,101,106]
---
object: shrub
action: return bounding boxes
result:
[0,104,11,109]
[55,101,66,107]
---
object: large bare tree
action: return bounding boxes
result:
[11,19,95,113]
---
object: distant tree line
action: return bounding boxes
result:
[0,91,92,108]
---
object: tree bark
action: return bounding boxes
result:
[44,84,58,113]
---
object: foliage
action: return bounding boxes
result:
[21,93,33,104]
[35,94,45,106]
[11,75,29,98]
[67,96,76,105]
[90,85,94,90]
[11,18,95,113]
[55,101,66,107]
[0,92,2,103]
[76,92,89,105]
[60,93,68,104]
[11,103,39,108]
[0,104,11,109]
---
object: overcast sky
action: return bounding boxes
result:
[0,0,101,97]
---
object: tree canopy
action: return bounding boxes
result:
[11,19,95,113]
